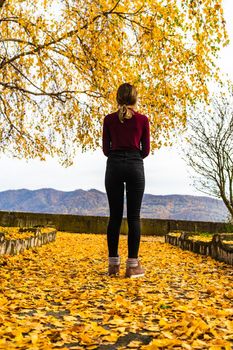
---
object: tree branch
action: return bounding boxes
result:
[0,0,6,8]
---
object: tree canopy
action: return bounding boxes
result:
[0,0,228,165]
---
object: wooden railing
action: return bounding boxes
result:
[165,231,233,266]
[0,226,57,256]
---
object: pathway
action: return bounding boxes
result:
[0,232,232,349]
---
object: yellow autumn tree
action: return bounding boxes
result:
[0,0,228,166]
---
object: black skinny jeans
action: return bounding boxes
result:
[104,149,145,258]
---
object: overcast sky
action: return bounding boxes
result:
[0,0,232,196]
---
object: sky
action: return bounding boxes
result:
[0,0,233,197]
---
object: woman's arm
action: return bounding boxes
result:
[102,116,111,157]
[140,116,150,159]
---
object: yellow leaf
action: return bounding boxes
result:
[31,333,38,344]
[159,318,168,326]
[102,333,118,342]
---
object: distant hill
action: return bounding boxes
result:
[0,188,229,222]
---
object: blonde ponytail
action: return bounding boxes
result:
[118,104,133,123]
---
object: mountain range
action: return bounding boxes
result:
[0,188,229,222]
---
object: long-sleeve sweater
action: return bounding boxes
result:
[102,108,150,159]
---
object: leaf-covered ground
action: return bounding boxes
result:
[0,232,232,349]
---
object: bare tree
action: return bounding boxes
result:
[178,82,233,222]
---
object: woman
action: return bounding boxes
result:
[102,83,150,278]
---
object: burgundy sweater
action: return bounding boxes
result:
[102,108,150,159]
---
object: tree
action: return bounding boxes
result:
[0,0,228,166]
[179,81,233,222]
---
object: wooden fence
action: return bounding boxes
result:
[165,231,233,266]
[0,227,57,256]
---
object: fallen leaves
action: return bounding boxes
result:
[0,232,232,349]
[0,226,53,240]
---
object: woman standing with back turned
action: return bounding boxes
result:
[102,83,150,278]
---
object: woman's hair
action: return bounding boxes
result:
[116,83,138,123]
